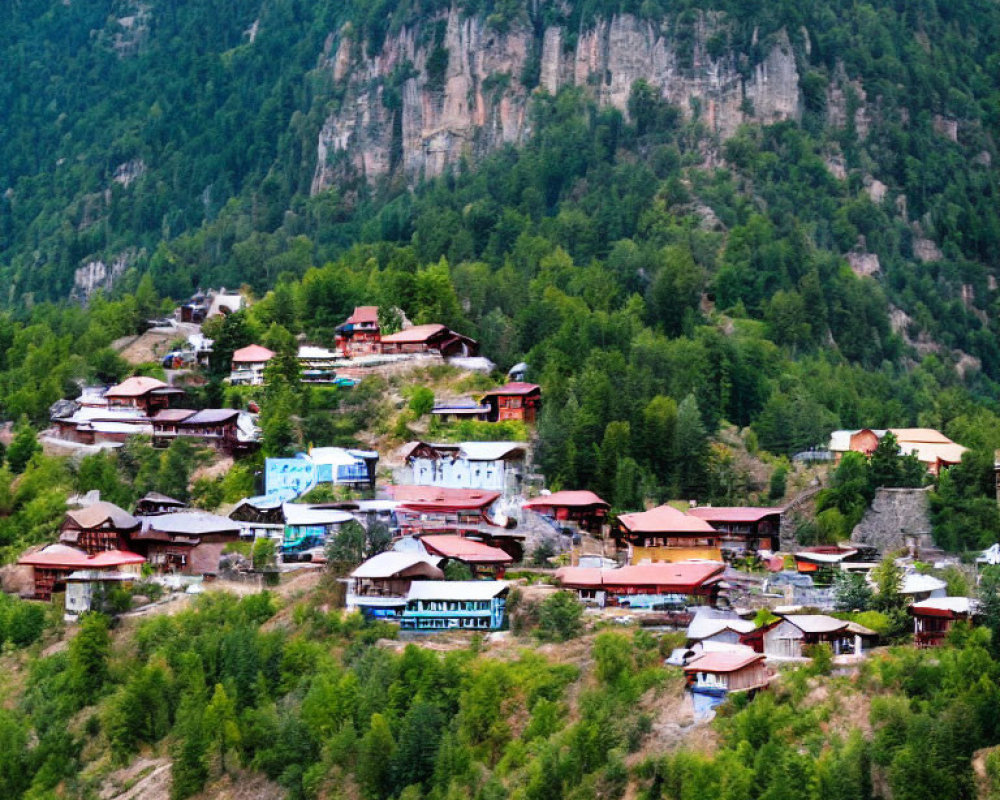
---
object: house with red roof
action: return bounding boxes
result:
[555,561,726,608]
[478,383,542,423]
[615,503,722,564]
[17,544,145,601]
[686,506,784,556]
[415,534,513,577]
[522,490,610,533]
[335,306,382,357]
[230,344,275,386]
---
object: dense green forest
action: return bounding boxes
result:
[3,588,1000,799]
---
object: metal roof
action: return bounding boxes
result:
[618,504,716,534]
[683,650,765,674]
[406,580,508,601]
[180,408,241,426]
[282,504,354,526]
[686,615,756,640]
[351,551,443,579]
[231,344,275,362]
[105,376,169,398]
[65,501,139,531]
[139,511,241,536]
[523,490,609,509]
[911,596,977,614]
[480,382,540,397]
[419,535,514,563]
[456,441,528,461]
[687,506,784,523]
[779,614,850,634]
[19,544,145,569]
[899,572,948,595]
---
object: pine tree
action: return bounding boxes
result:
[6,417,40,474]
[358,713,396,800]
[674,393,709,500]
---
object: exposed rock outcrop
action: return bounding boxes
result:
[312,11,804,190]
[851,486,933,554]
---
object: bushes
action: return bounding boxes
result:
[536,591,585,642]
[0,593,47,648]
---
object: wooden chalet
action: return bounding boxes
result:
[555,561,727,608]
[346,552,445,620]
[59,502,140,555]
[335,306,381,357]
[153,408,259,453]
[523,490,610,533]
[17,544,145,601]
[417,534,514,578]
[683,651,771,694]
[757,614,877,659]
[134,492,188,516]
[105,376,184,414]
[910,597,978,647]
[379,324,478,357]
[131,511,241,575]
[686,506,783,556]
[616,504,721,563]
[479,383,541,423]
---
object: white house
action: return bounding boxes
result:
[399,441,528,494]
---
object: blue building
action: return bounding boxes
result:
[401,581,508,631]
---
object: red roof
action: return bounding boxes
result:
[18,544,145,569]
[683,651,765,674]
[387,485,501,511]
[105,376,168,398]
[232,344,275,363]
[420,535,513,564]
[555,561,725,593]
[618,504,716,534]
[380,324,447,344]
[687,506,784,523]
[480,382,541,398]
[347,306,379,324]
[523,491,610,510]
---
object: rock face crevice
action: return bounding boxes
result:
[311,10,804,191]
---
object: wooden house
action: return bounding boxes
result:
[17,544,144,601]
[416,534,514,578]
[104,376,185,414]
[379,324,478,357]
[346,552,445,620]
[686,506,783,556]
[555,561,726,608]
[828,427,966,475]
[131,511,241,575]
[153,408,259,453]
[683,651,771,694]
[134,492,188,516]
[522,490,610,533]
[59,502,140,555]
[616,504,721,563]
[479,383,541,423]
[910,597,978,647]
[335,306,381,357]
[759,614,877,659]
[230,344,275,386]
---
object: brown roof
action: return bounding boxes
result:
[65,502,140,531]
[684,651,765,674]
[889,428,954,444]
[188,542,227,575]
[618,504,716,534]
[153,409,197,423]
[379,324,447,344]
[105,376,168,398]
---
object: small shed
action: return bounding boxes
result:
[684,651,770,693]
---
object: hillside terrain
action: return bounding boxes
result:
[2,2,1000,798]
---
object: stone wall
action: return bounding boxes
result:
[851,486,933,554]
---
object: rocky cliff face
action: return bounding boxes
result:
[851,486,934,555]
[312,10,803,191]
